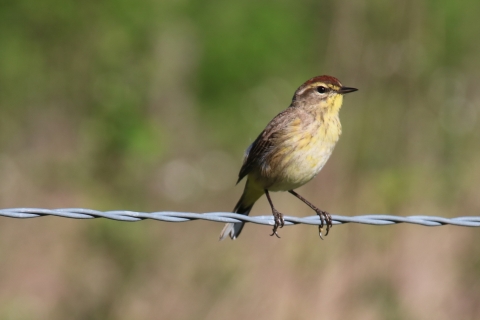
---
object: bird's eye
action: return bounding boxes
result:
[316,86,327,94]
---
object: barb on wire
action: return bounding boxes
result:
[0,208,479,227]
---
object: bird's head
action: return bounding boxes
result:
[292,75,357,113]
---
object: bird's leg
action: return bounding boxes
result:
[264,189,284,238]
[288,190,332,239]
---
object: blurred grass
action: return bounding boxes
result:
[0,0,480,319]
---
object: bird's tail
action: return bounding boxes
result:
[219,179,263,240]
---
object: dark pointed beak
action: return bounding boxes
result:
[339,87,358,94]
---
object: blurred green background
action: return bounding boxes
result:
[1,0,480,319]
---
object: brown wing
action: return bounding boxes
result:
[237,131,271,183]
[236,108,296,184]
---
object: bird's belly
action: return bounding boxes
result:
[268,134,337,191]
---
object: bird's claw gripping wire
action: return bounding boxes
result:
[270,208,285,238]
[316,210,332,240]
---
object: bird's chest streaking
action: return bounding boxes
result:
[263,112,342,191]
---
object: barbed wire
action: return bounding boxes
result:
[0,208,479,227]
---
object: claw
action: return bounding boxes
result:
[325,220,331,236]
[324,211,332,236]
[318,211,325,229]
[265,189,285,238]
[318,226,324,240]
[270,220,281,238]
[270,208,284,238]
[287,190,334,240]
[316,210,332,239]
[270,230,281,238]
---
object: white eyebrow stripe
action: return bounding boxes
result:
[296,83,340,95]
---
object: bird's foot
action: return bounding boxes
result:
[315,209,332,240]
[270,208,285,238]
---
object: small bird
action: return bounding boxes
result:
[219,75,357,240]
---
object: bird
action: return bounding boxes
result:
[219,75,358,240]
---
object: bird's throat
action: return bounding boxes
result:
[328,94,344,114]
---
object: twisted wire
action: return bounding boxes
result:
[0,208,479,227]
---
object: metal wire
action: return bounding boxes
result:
[0,208,479,227]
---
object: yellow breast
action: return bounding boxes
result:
[268,113,341,191]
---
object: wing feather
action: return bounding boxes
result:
[236,108,296,183]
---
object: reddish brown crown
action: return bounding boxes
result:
[303,75,342,87]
